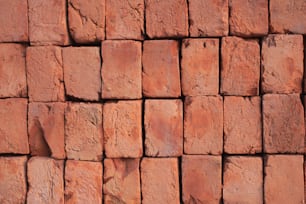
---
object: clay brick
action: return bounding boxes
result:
[182,155,222,204]
[27,157,64,204]
[223,156,263,203]
[0,44,27,98]
[144,99,183,157]
[229,0,268,37]
[189,0,228,37]
[221,37,260,96]
[0,156,27,204]
[68,0,105,43]
[101,40,142,99]
[65,103,103,161]
[224,96,262,154]
[28,0,69,45]
[0,0,28,42]
[27,46,65,102]
[265,155,304,204]
[28,102,66,159]
[142,40,181,97]
[63,47,101,101]
[145,0,188,38]
[106,0,144,40]
[181,39,219,96]
[0,98,28,154]
[270,0,306,34]
[104,100,142,158]
[141,158,180,204]
[65,160,103,204]
[262,35,303,94]
[104,159,140,203]
[263,94,304,153]
[184,96,223,155]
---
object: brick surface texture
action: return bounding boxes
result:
[0,1,305,203]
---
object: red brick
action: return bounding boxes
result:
[229,0,268,36]
[0,44,27,98]
[0,98,28,154]
[63,47,101,101]
[65,103,103,161]
[265,155,304,204]
[184,96,223,155]
[104,159,140,203]
[270,0,306,34]
[181,39,219,96]
[0,0,28,42]
[262,35,303,94]
[27,157,64,204]
[101,40,142,99]
[141,158,180,204]
[223,156,263,203]
[68,0,105,43]
[263,94,304,153]
[182,155,222,204]
[224,96,262,154]
[27,46,65,102]
[106,0,144,40]
[65,160,102,204]
[28,102,66,159]
[0,156,27,204]
[145,99,183,157]
[189,0,228,37]
[103,100,142,158]
[142,40,181,97]
[221,37,260,96]
[145,0,188,38]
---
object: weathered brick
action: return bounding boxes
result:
[104,100,142,158]
[142,40,181,97]
[145,99,183,157]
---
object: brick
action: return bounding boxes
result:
[104,159,140,203]
[224,156,263,203]
[0,0,28,42]
[0,98,28,154]
[141,158,180,204]
[0,156,27,204]
[182,155,222,204]
[65,103,103,161]
[104,100,142,158]
[106,0,144,40]
[270,0,306,34]
[0,44,27,98]
[145,99,183,157]
[145,0,188,38]
[63,47,101,101]
[221,37,260,96]
[28,102,66,159]
[184,96,223,155]
[262,34,303,94]
[65,160,102,204]
[27,157,64,204]
[101,40,142,99]
[265,155,304,204]
[181,39,219,96]
[229,0,268,36]
[224,96,262,154]
[263,94,304,153]
[142,40,181,97]
[28,0,69,45]
[27,46,65,102]
[68,0,105,43]
[189,0,228,37]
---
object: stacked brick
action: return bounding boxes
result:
[0,0,305,203]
